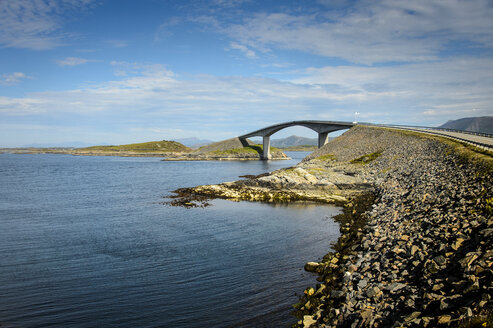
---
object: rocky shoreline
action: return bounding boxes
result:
[169,126,492,327]
[162,151,289,161]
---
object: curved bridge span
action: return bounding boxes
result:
[239,120,354,159]
[239,120,493,160]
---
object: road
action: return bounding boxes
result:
[369,125,493,151]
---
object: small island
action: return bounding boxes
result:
[163,137,289,161]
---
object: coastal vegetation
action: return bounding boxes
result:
[164,137,289,161]
[349,151,382,164]
[280,145,318,151]
[315,153,336,161]
[0,140,191,157]
[211,144,282,155]
[79,140,191,152]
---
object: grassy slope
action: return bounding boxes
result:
[280,145,318,151]
[211,144,283,155]
[79,140,191,153]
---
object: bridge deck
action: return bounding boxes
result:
[238,120,492,160]
[239,120,354,159]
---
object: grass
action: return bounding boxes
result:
[308,167,327,175]
[485,197,493,215]
[457,312,493,328]
[80,140,191,152]
[211,144,282,156]
[316,153,336,161]
[350,151,382,164]
[281,145,318,151]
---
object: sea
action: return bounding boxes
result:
[0,152,340,328]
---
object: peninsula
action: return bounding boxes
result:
[0,140,192,157]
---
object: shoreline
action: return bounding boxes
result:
[169,126,493,327]
[0,149,290,161]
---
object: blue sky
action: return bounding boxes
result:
[1,0,493,147]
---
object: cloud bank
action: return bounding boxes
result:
[0,0,95,50]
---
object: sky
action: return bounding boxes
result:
[1,0,493,147]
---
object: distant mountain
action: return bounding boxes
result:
[271,135,319,148]
[439,116,493,134]
[172,137,214,148]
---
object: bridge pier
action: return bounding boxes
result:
[239,120,355,160]
[262,136,271,160]
[318,132,329,148]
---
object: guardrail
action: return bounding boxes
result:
[428,127,493,138]
[357,122,493,151]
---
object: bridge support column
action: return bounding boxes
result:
[318,132,329,148]
[262,136,271,160]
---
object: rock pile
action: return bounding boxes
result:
[295,127,493,327]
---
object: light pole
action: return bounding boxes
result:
[353,112,360,124]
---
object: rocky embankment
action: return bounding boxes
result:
[171,126,493,327]
[294,126,493,327]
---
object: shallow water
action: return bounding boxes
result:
[0,152,340,327]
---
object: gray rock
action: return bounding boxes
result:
[357,279,368,289]
[331,290,345,299]
[366,286,381,298]
[386,282,407,292]
[304,262,320,272]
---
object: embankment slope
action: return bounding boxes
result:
[294,126,493,327]
[172,126,493,327]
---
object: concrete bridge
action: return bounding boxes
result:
[239,120,354,159]
[239,120,493,160]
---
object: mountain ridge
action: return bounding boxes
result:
[439,116,493,134]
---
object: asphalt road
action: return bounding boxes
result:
[380,126,493,150]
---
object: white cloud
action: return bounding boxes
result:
[1,56,492,146]
[0,0,96,50]
[218,0,493,64]
[1,72,31,85]
[56,57,95,67]
[227,42,257,58]
[292,56,493,119]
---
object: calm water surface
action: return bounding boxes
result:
[0,152,340,327]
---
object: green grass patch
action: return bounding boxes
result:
[485,197,493,215]
[80,140,190,152]
[457,311,493,328]
[308,167,327,175]
[211,145,281,155]
[212,146,259,155]
[350,151,382,164]
[316,154,336,161]
[211,144,282,156]
[281,145,318,151]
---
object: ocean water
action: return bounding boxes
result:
[0,152,340,327]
